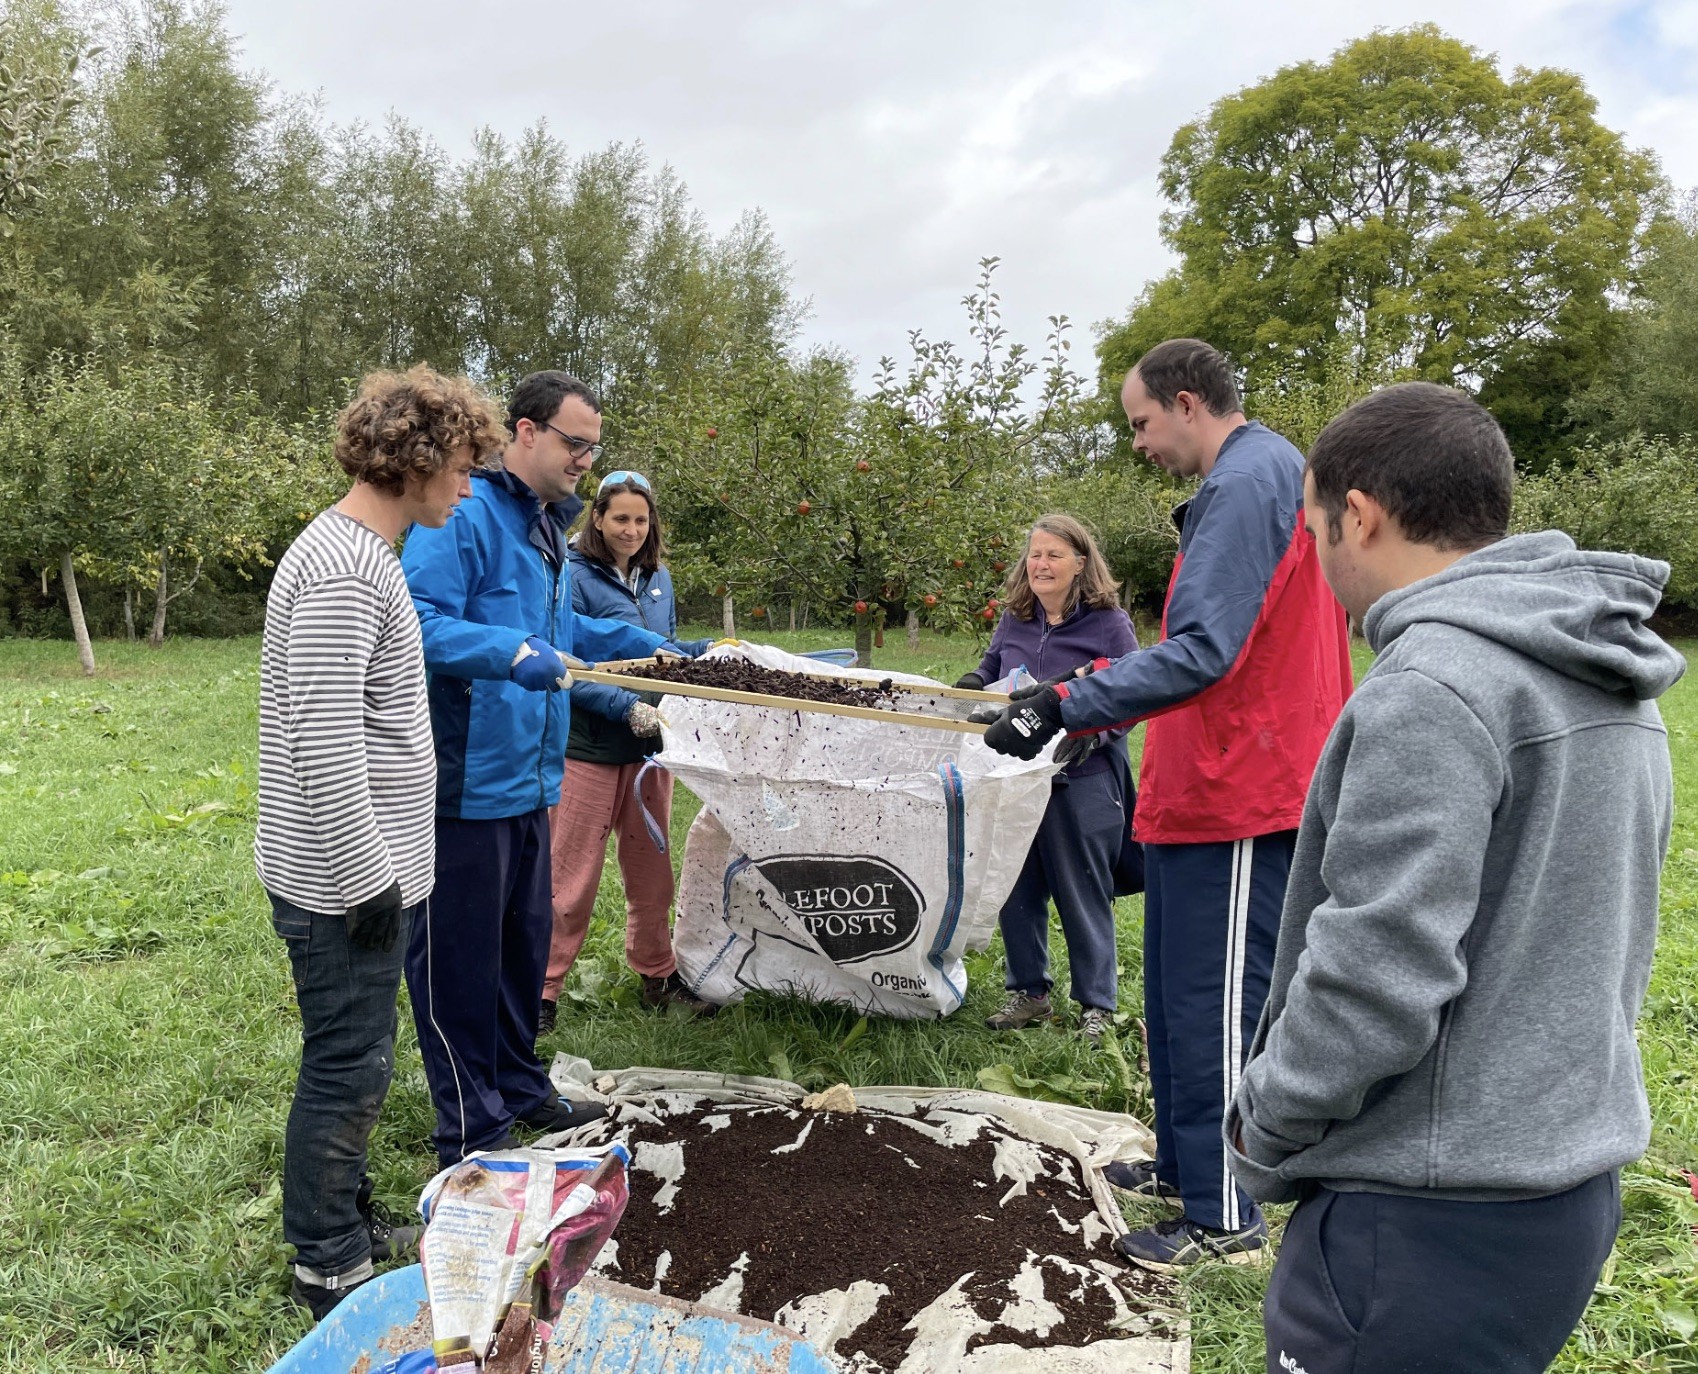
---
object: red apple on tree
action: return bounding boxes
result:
[797,500,811,515]
[706,427,719,439]
[855,460,871,472]
[922,593,938,607]
[854,600,868,614]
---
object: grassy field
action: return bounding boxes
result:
[1,628,1694,1373]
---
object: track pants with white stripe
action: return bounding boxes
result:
[1143,831,1294,1231]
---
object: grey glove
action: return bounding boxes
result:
[346,879,403,953]
[966,704,1004,725]
[626,701,664,737]
[1054,734,1104,769]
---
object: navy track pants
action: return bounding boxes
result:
[1143,832,1293,1231]
[999,767,1125,1012]
[1264,1173,1621,1373]
[405,810,557,1166]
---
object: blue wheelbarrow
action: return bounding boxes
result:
[269,1264,835,1374]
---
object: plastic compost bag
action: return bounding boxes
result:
[416,1144,629,1371]
[661,643,1059,1019]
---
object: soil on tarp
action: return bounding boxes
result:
[596,1103,1180,1371]
[613,658,897,709]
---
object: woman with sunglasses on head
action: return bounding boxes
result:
[959,514,1139,1045]
[540,471,716,1032]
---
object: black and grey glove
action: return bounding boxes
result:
[953,671,986,691]
[346,879,403,953]
[982,686,1065,760]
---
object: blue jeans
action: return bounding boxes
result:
[272,892,416,1278]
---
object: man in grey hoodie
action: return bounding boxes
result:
[1224,382,1685,1373]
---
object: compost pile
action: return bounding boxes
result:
[616,658,896,709]
[594,1102,1179,1371]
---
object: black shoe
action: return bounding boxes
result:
[515,1095,609,1135]
[1103,1159,1182,1204]
[289,1261,373,1322]
[640,972,717,1016]
[538,999,558,1036]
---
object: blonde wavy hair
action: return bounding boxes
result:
[1001,513,1122,621]
[333,365,507,496]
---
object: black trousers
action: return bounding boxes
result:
[1264,1172,1621,1374]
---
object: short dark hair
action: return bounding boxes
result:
[507,370,601,434]
[1133,338,1242,416]
[1307,382,1514,551]
[333,365,506,495]
[575,477,667,574]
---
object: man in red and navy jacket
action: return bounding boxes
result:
[984,338,1352,1271]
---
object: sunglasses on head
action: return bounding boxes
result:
[599,470,651,491]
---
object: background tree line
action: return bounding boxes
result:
[1,2,1695,671]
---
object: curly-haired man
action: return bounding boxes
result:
[256,365,506,1319]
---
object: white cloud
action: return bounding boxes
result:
[218,0,1698,383]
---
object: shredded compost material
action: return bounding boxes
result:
[596,1103,1180,1370]
[613,658,896,708]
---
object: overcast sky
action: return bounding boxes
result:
[219,0,1698,385]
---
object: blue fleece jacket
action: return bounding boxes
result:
[400,469,670,819]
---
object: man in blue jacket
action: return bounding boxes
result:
[401,371,680,1167]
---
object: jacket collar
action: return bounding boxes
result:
[477,467,581,568]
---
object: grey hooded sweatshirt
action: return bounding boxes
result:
[1226,531,1685,1203]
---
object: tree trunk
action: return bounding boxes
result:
[149,551,168,648]
[854,614,873,668]
[721,592,736,637]
[61,552,95,676]
[124,586,136,641]
[788,601,797,632]
[906,607,920,651]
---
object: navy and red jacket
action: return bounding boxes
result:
[1058,422,1352,844]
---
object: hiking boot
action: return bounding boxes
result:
[1077,1006,1114,1044]
[1102,1159,1182,1205]
[641,972,717,1016]
[515,1095,610,1135]
[984,990,1054,1031]
[1114,1214,1267,1272]
[537,998,558,1036]
[360,1199,421,1264]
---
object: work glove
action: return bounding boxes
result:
[626,701,664,737]
[510,636,572,691]
[1053,733,1104,769]
[654,642,689,662]
[1009,657,1113,703]
[673,637,715,657]
[953,671,986,691]
[346,879,403,953]
[981,685,1065,760]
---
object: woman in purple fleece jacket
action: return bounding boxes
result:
[957,514,1139,1043]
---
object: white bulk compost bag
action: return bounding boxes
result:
[659,645,1057,1018]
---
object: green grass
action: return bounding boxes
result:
[0,629,1694,1372]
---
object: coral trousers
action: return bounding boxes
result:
[545,757,678,999]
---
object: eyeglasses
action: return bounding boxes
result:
[599,469,651,491]
[535,419,604,461]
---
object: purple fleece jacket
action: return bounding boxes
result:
[976,601,1139,776]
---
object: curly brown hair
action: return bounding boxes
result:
[1001,514,1123,621]
[333,365,507,495]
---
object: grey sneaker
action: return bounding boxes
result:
[1077,1007,1114,1044]
[1103,1158,1182,1204]
[1114,1213,1268,1272]
[984,990,1054,1031]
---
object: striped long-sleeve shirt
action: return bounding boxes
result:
[255,510,436,915]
